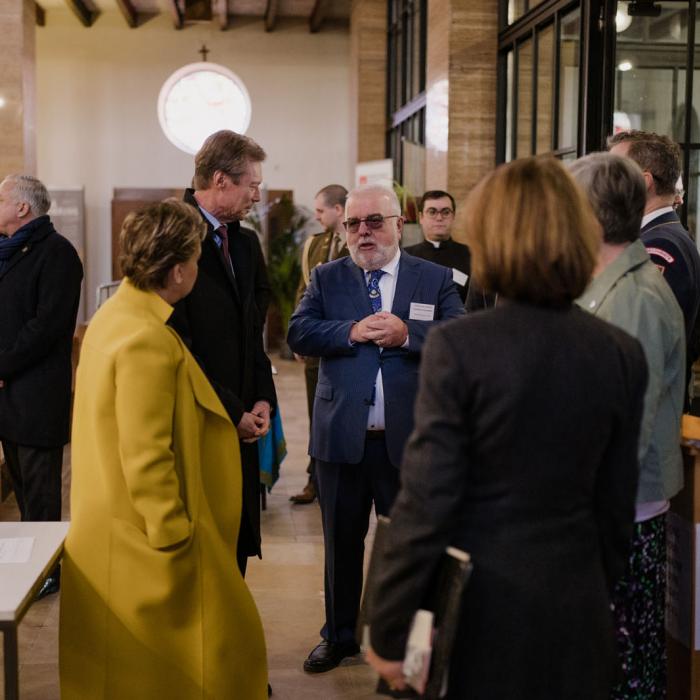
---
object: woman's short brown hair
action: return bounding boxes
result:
[119,199,206,291]
[464,157,600,306]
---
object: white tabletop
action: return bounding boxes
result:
[0,521,70,623]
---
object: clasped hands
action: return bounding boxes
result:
[350,311,408,348]
[237,400,271,443]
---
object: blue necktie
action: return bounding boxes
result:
[367,269,385,313]
[366,269,385,408]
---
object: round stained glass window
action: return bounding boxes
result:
[157,62,252,155]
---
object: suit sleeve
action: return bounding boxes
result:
[0,243,83,378]
[403,266,465,355]
[287,267,359,357]
[250,230,272,325]
[114,327,191,550]
[295,235,314,308]
[169,297,248,426]
[369,326,472,659]
[594,334,647,590]
[644,235,695,324]
[600,289,684,463]
[248,232,277,409]
[252,327,277,410]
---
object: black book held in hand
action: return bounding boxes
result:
[358,516,473,700]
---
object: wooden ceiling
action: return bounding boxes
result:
[36,0,351,32]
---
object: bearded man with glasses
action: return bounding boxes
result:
[288,184,463,674]
[404,189,472,303]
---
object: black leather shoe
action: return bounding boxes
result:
[267,682,272,697]
[35,575,60,601]
[303,640,360,673]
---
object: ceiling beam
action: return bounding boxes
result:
[115,0,138,27]
[215,0,227,29]
[64,0,99,26]
[264,0,278,32]
[35,1,45,26]
[309,0,326,33]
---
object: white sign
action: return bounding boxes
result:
[355,159,394,189]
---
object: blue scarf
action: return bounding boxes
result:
[0,216,49,274]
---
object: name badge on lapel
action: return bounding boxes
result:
[452,268,469,287]
[409,302,435,321]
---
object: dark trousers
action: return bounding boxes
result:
[1,440,63,521]
[304,361,319,482]
[316,434,400,644]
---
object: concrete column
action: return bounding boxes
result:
[0,0,37,178]
[425,0,498,209]
[350,0,387,167]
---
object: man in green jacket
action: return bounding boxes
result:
[290,184,349,504]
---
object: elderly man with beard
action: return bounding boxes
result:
[288,184,464,674]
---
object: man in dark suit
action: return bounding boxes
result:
[288,184,464,673]
[0,174,83,598]
[169,130,276,576]
[290,184,349,505]
[404,189,471,302]
[609,130,700,393]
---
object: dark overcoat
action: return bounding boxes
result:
[0,216,83,448]
[169,190,276,558]
[369,302,648,700]
[403,238,471,302]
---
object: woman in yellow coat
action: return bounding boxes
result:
[60,200,268,699]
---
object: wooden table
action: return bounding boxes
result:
[0,521,69,700]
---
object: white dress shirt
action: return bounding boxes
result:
[365,249,402,431]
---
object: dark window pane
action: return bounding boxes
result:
[537,24,555,154]
[558,8,580,151]
[614,2,688,136]
[517,38,534,157]
[506,50,514,161]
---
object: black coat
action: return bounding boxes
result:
[640,210,700,361]
[169,190,276,558]
[403,238,471,302]
[369,302,647,699]
[0,216,83,447]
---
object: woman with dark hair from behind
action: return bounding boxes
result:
[60,200,268,699]
[366,157,648,699]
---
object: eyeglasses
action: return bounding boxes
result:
[423,207,454,218]
[343,214,400,234]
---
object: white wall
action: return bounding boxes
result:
[36,11,351,314]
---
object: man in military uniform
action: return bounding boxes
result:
[404,190,471,302]
[290,184,349,504]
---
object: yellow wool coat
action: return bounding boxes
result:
[60,279,268,699]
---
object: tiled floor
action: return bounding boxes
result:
[0,358,381,699]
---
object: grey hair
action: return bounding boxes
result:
[569,153,646,245]
[346,185,401,216]
[3,175,51,216]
